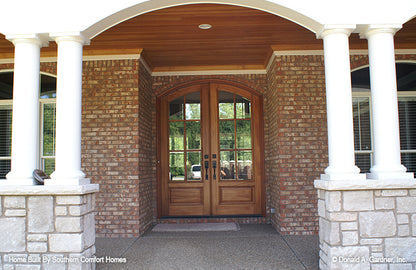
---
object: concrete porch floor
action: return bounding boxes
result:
[95,224,319,270]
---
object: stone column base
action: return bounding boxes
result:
[314,179,416,270]
[0,184,99,270]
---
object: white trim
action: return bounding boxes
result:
[273,50,324,56]
[151,69,267,77]
[314,178,416,191]
[138,55,152,75]
[0,184,99,194]
[266,53,277,73]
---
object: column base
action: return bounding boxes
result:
[320,173,366,181]
[45,177,91,185]
[367,172,414,180]
[2,173,36,185]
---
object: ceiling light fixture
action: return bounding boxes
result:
[198,24,212,30]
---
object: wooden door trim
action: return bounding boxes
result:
[156,80,265,218]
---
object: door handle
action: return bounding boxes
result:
[204,161,209,180]
[212,160,217,180]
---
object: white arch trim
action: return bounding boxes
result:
[82,0,323,39]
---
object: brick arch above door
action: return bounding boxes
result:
[153,75,268,97]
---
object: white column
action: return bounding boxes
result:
[4,35,44,185]
[362,26,414,180]
[319,27,365,181]
[46,34,89,185]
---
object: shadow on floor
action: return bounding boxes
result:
[95,224,319,270]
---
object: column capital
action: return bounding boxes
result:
[316,25,356,39]
[50,32,90,46]
[359,24,402,39]
[6,33,49,47]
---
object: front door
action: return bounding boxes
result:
[158,83,264,216]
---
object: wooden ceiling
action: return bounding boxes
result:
[0,4,415,72]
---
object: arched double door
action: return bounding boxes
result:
[158,82,264,217]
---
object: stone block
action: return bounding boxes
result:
[325,191,341,212]
[4,209,26,217]
[318,199,325,217]
[343,191,374,211]
[55,217,82,233]
[69,205,88,216]
[397,214,409,224]
[56,196,83,205]
[83,213,96,249]
[398,224,410,236]
[55,206,67,216]
[381,190,408,196]
[370,264,388,270]
[385,238,416,262]
[342,231,358,246]
[410,190,416,196]
[327,212,357,222]
[375,197,395,210]
[397,197,416,213]
[360,238,383,245]
[49,234,83,252]
[28,196,54,233]
[4,196,26,208]
[0,217,26,252]
[412,214,416,237]
[389,264,412,270]
[27,242,47,253]
[359,212,396,238]
[320,218,340,245]
[341,222,358,231]
[27,234,47,242]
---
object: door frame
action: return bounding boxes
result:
[156,79,266,218]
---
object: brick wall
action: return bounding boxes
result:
[266,55,327,235]
[137,61,156,234]
[82,59,143,237]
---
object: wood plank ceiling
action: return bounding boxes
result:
[0,4,415,72]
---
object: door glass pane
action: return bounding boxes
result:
[236,120,251,149]
[236,95,251,119]
[220,151,235,180]
[219,91,234,119]
[237,151,252,180]
[186,121,201,150]
[187,152,201,181]
[185,92,201,120]
[170,152,185,181]
[169,96,184,120]
[169,122,184,150]
[219,121,235,149]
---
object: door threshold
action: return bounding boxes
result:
[160,214,264,219]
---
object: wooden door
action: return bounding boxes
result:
[158,83,264,217]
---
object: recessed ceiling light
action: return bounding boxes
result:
[198,24,212,30]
